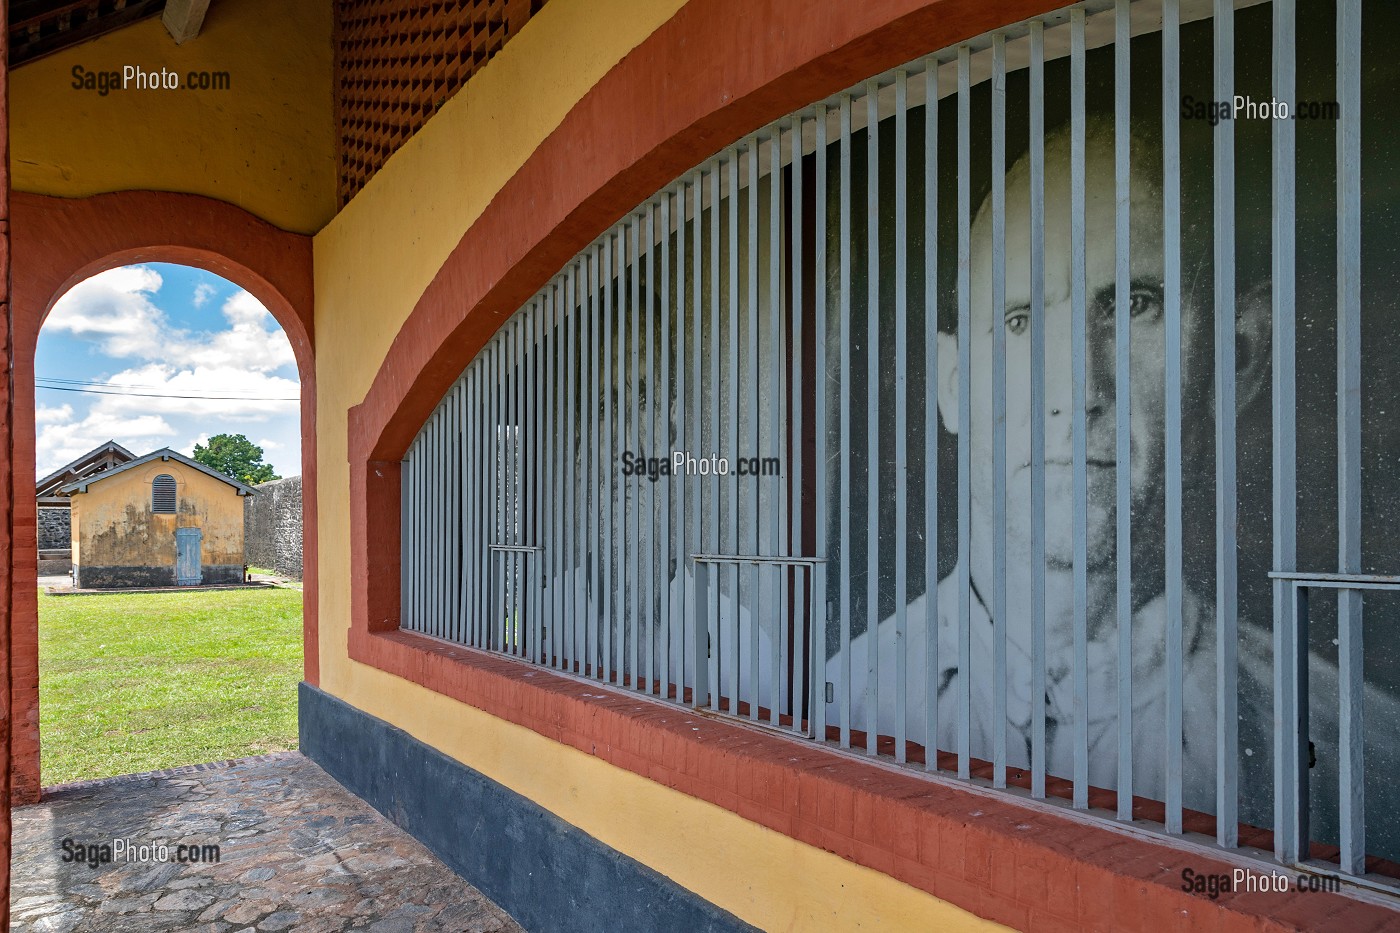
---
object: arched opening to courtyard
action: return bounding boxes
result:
[33,261,305,786]
[8,190,319,805]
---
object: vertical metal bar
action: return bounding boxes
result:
[692,172,704,698]
[711,157,724,710]
[630,215,641,683]
[512,319,522,655]
[429,408,441,639]
[660,193,673,700]
[865,79,881,757]
[402,439,412,632]
[691,168,705,706]
[461,375,473,646]
[924,60,940,774]
[422,411,433,638]
[602,236,613,680]
[533,302,544,663]
[470,367,481,648]
[1271,0,1298,861]
[589,247,602,679]
[1114,0,1133,821]
[733,147,744,711]
[991,33,1009,790]
[1070,9,1090,809]
[649,207,660,689]
[501,329,512,650]
[1214,0,1240,848]
[1291,582,1311,862]
[695,560,710,708]
[551,280,562,664]
[666,187,683,697]
[646,201,663,689]
[436,408,443,637]
[487,344,498,644]
[491,341,502,650]
[451,376,462,647]
[749,138,763,722]
[529,309,538,659]
[789,114,806,733]
[839,93,854,749]
[1029,21,1047,800]
[1336,0,1364,875]
[770,128,784,728]
[523,315,532,657]
[445,392,456,638]
[414,434,423,633]
[1163,0,1185,835]
[480,362,490,648]
[509,330,520,650]
[467,369,478,638]
[957,44,973,782]
[517,318,527,656]
[674,183,689,697]
[894,69,910,763]
[562,261,574,669]
[618,231,630,680]
[638,211,650,694]
[401,441,410,632]
[537,297,550,663]
[813,102,830,745]
[451,394,460,643]
[503,333,513,650]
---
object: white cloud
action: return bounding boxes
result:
[256,437,283,451]
[35,404,73,424]
[88,364,299,421]
[37,409,177,476]
[184,290,296,373]
[37,265,302,476]
[45,268,295,374]
[43,266,168,359]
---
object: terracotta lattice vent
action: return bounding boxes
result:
[335,0,547,207]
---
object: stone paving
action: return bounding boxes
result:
[11,752,524,932]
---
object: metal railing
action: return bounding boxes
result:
[399,0,1400,892]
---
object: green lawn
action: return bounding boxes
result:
[38,587,302,786]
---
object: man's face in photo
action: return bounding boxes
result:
[938,123,1171,577]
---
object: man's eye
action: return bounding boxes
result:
[1129,287,1163,320]
[1006,311,1030,336]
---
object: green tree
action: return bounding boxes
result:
[192,433,279,485]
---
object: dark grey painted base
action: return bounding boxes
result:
[76,565,175,588]
[74,564,244,588]
[300,683,755,933]
[200,564,245,585]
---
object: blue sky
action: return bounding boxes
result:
[35,263,301,479]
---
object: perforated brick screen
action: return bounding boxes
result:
[336,0,547,207]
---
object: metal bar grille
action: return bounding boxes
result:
[399,0,1400,887]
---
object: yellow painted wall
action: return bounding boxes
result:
[9,0,335,234]
[309,1,1002,928]
[71,460,245,570]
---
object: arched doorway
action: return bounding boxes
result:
[9,190,318,804]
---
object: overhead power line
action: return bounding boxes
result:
[36,382,299,402]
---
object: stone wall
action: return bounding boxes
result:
[37,505,69,551]
[244,475,303,580]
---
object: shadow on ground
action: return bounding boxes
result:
[11,752,522,932]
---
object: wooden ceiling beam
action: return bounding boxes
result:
[161,0,211,44]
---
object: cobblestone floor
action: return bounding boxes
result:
[11,752,523,933]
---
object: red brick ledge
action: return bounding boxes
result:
[349,626,1399,932]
